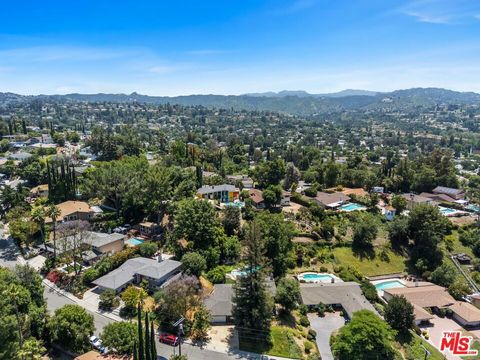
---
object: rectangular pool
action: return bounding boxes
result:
[338,203,365,212]
[375,280,406,291]
[127,238,144,246]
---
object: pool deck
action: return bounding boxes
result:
[297,272,344,284]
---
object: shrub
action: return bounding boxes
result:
[138,242,158,258]
[99,289,119,310]
[206,266,227,284]
[82,268,99,285]
[307,329,317,341]
[319,265,328,273]
[299,315,310,327]
[304,340,314,354]
[298,304,308,316]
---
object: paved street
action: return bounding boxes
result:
[0,231,21,269]
[44,283,262,360]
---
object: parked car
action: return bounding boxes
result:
[89,335,106,353]
[159,334,179,346]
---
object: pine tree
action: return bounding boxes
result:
[232,220,273,348]
[137,304,145,360]
[145,312,151,360]
[133,340,138,360]
[150,322,157,360]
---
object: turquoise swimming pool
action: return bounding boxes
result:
[224,201,245,208]
[439,207,456,215]
[466,204,480,213]
[127,238,144,246]
[375,280,406,291]
[302,273,335,282]
[338,203,365,212]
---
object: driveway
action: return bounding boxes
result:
[308,312,345,360]
[421,315,462,360]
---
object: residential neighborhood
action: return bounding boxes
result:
[2,1,480,360]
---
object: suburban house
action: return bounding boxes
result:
[138,222,161,237]
[92,257,182,293]
[432,186,465,200]
[383,283,480,328]
[326,187,369,198]
[29,184,49,198]
[383,205,396,221]
[299,282,376,320]
[45,200,94,224]
[312,192,350,208]
[204,281,276,324]
[87,232,125,255]
[419,192,457,204]
[227,174,254,189]
[401,193,437,210]
[248,189,265,209]
[196,184,239,203]
[49,231,125,264]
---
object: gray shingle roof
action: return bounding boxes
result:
[204,284,234,317]
[86,232,125,248]
[433,186,464,196]
[197,184,236,195]
[92,258,182,291]
[299,282,377,319]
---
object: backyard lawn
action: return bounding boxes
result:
[396,333,446,360]
[332,246,407,277]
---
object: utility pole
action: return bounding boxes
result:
[173,316,185,357]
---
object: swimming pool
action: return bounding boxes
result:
[439,206,457,216]
[374,279,406,291]
[224,201,245,208]
[127,238,144,246]
[338,203,365,212]
[297,272,342,283]
[466,204,480,213]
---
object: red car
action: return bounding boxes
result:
[159,334,179,346]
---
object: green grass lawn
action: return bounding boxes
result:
[268,326,303,359]
[332,246,407,277]
[398,333,446,360]
[239,326,303,359]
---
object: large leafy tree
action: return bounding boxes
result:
[352,213,378,250]
[101,321,138,355]
[384,295,415,335]
[232,220,273,346]
[331,310,397,360]
[408,204,448,272]
[256,212,294,278]
[48,304,95,353]
[0,266,46,360]
[275,277,300,312]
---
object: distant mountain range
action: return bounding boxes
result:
[1,88,480,115]
[243,89,378,98]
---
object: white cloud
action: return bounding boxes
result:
[399,0,480,25]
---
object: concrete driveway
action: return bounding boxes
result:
[421,315,462,360]
[308,312,345,360]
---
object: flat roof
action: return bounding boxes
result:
[384,284,455,308]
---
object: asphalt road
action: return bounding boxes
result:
[43,285,256,360]
[0,231,21,269]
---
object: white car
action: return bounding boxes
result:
[89,335,105,352]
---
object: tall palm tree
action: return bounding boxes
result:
[46,204,61,258]
[30,206,46,251]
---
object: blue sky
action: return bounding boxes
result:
[1,0,480,95]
